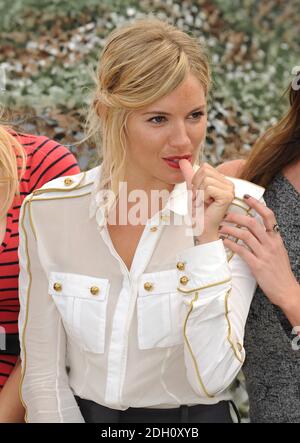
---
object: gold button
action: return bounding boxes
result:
[237,342,243,352]
[53,282,62,292]
[180,276,189,285]
[160,215,170,222]
[90,286,100,296]
[64,177,74,186]
[144,282,153,291]
[176,262,185,271]
[150,226,158,232]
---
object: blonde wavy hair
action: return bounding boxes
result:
[0,123,26,217]
[86,17,211,211]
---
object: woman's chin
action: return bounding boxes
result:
[170,170,186,184]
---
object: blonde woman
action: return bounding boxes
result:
[0,126,80,422]
[19,18,265,423]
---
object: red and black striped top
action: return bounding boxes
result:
[0,132,80,388]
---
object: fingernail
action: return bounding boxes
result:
[243,194,251,199]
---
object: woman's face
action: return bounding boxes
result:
[125,73,207,191]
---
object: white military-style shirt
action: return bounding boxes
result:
[18,164,265,422]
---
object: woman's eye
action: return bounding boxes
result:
[190,111,205,119]
[148,116,166,124]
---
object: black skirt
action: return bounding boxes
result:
[74,396,240,423]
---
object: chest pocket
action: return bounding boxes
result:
[137,269,184,350]
[48,272,109,354]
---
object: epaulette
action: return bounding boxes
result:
[25,166,100,203]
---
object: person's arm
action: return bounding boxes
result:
[220,194,300,333]
[177,234,258,398]
[0,359,25,423]
[280,285,300,333]
[18,195,84,423]
[216,159,245,177]
[177,160,260,398]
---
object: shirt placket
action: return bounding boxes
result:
[100,212,168,408]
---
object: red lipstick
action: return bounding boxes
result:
[162,155,192,169]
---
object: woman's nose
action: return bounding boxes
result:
[169,122,190,148]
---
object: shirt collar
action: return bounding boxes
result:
[89,163,197,223]
[152,163,202,217]
[89,165,103,219]
[88,163,265,225]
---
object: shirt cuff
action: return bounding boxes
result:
[176,239,231,292]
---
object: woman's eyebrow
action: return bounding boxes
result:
[142,105,206,116]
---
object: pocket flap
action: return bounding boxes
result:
[48,272,109,301]
[138,269,178,297]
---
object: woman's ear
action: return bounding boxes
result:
[94,100,108,120]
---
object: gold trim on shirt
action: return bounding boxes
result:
[183,291,215,398]
[19,184,92,423]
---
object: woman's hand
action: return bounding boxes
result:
[179,160,235,244]
[219,194,300,309]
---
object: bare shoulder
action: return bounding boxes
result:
[216,159,246,178]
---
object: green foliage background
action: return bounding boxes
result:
[1,0,299,421]
[1,0,299,169]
